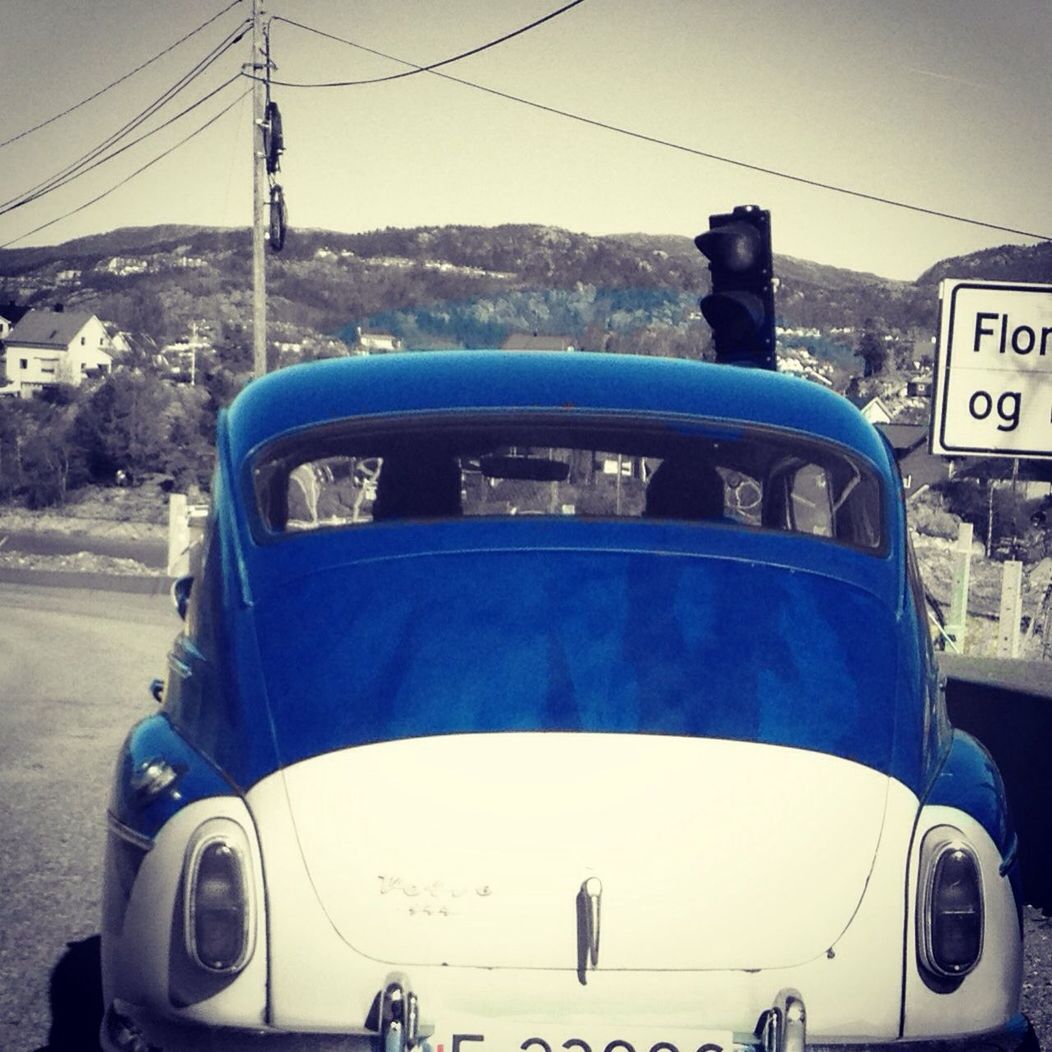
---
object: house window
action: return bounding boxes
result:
[81,336,86,345]
[19,359,27,370]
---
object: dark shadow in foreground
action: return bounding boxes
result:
[36,935,102,1052]
[946,673,1052,914]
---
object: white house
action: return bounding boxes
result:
[2,306,113,397]
[356,328,402,353]
[847,394,893,425]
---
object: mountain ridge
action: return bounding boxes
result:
[0,224,1046,365]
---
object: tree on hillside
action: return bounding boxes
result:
[164,385,214,489]
[71,372,202,482]
[0,397,86,506]
[855,318,888,377]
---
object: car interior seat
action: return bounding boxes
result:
[372,451,463,521]
[644,454,725,521]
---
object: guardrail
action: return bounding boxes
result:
[943,656,1052,911]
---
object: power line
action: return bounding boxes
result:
[1,24,250,215]
[265,21,1050,243]
[0,76,244,219]
[0,0,245,151]
[0,89,252,250]
[264,0,587,88]
[3,24,249,211]
[428,73,1052,242]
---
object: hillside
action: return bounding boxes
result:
[0,223,1046,366]
[918,240,1052,286]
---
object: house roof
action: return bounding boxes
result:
[846,392,891,414]
[874,422,950,493]
[875,422,928,453]
[6,308,97,348]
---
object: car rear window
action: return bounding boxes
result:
[251,415,884,552]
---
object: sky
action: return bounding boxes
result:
[0,0,1049,281]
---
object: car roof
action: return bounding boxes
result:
[223,351,893,474]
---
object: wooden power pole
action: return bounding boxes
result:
[251,0,267,378]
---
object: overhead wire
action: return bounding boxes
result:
[0,88,252,250]
[264,16,1050,244]
[0,0,245,151]
[267,0,586,88]
[0,75,245,219]
[1,21,251,215]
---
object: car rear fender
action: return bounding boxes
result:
[101,795,268,1028]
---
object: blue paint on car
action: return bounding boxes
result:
[109,714,236,841]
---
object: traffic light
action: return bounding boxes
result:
[694,204,777,370]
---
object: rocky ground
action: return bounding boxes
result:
[913,532,1052,661]
[0,481,168,532]
[1025,907,1052,1044]
[0,484,168,574]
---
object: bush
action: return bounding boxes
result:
[909,501,959,540]
[937,478,1050,563]
[71,372,212,485]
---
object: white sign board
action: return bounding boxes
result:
[931,279,1052,459]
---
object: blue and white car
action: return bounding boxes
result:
[101,351,1033,1052]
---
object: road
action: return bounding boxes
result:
[0,581,1048,1050]
[0,530,166,569]
[0,582,177,1051]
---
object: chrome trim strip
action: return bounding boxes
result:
[575,877,603,984]
[106,811,154,852]
[583,876,602,967]
[168,652,192,679]
[999,832,1019,877]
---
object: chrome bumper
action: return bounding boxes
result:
[101,996,1036,1052]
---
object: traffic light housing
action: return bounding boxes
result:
[695,204,776,370]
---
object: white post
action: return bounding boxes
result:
[167,493,189,577]
[945,521,973,654]
[996,560,1023,659]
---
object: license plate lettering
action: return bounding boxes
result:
[439,1035,726,1052]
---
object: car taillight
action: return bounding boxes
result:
[184,829,254,973]
[918,828,983,981]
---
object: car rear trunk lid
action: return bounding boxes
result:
[279,732,891,972]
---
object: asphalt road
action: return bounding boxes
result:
[0,582,177,1051]
[0,580,1048,1050]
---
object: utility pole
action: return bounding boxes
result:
[251,0,267,378]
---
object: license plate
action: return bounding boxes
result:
[434,1026,733,1052]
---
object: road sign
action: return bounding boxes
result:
[931,279,1052,459]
